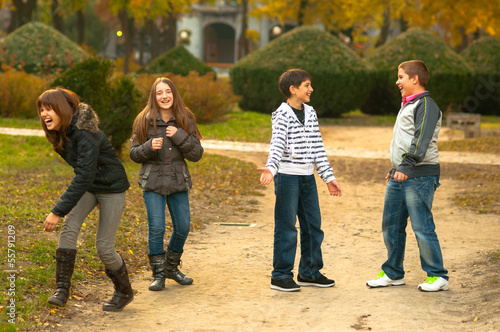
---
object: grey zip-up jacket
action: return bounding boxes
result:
[390,91,442,178]
[129,115,203,196]
[265,102,335,183]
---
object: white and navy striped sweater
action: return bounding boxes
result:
[265,102,336,183]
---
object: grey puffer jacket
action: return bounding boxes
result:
[52,103,130,217]
[129,115,203,195]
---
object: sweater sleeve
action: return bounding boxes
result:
[397,96,440,175]
[51,130,99,217]
[265,110,288,176]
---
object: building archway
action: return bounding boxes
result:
[203,23,235,64]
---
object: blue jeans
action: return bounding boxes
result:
[381,176,448,280]
[272,173,325,280]
[143,190,191,255]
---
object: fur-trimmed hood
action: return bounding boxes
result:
[75,103,100,134]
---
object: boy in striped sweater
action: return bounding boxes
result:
[258,68,342,292]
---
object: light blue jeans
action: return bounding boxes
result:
[272,173,325,280]
[143,190,191,255]
[381,176,448,280]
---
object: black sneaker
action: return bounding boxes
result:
[270,278,301,292]
[297,274,335,288]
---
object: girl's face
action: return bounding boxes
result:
[155,82,174,111]
[40,105,62,131]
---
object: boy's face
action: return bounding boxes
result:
[290,80,313,104]
[396,68,418,98]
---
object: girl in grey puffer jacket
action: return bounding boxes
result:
[130,77,203,292]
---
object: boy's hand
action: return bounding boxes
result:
[393,171,408,182]
[327,180,342,197]
[257,167,273,185]
[44,212,62,232]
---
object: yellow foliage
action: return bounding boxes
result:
[0,69,51,118]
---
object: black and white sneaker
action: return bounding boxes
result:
[297,274,335,288]
[270,278,301,292]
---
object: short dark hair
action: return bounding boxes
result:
[278,69,312,98]
[398,60,430,88]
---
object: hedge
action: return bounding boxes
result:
[362,28,474,115]
[52,57,141,156]
[230,26,374,117]
[140,45,215,77]
[461,36,500,115]
[0,22,88,74]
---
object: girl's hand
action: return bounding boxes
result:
[152,137,163,150]
[166,126,177,137]
[44,212,62,232]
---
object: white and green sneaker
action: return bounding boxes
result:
[366,271,405,288]
[418,276,449,292]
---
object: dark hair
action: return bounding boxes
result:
[132,77,202,144]
[36,88,80,153]
[278,69,312,98]
[398,60,430,88]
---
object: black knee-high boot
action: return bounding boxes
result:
[165,249,193,285]
[148,252,167,291]
[102,259,134,312]
[48,248,77,307]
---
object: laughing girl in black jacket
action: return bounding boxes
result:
[129,77,203,291]
[37,88,133,312]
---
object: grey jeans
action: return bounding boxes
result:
[58,191,126,271]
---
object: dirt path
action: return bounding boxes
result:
[56,127,499,331]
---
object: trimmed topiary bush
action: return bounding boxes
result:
[0,22,88,75]
[461,36,500,115]
[362,28,474,115]
[52,57,141,156]
[230,26,374,117]
[141,45,215,77]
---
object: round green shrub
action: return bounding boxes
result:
[52,57,141,156]
[141,45,215,77]
[461,36,500,115]
[231,26,374,117]
[362,28,474,115]
[0,22,88,74]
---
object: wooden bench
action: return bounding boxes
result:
[446,113,481,138]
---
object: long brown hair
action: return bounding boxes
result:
[132,77,202,144]
[36,88,79,153]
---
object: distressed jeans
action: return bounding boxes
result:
[143,190,191,255]
[272,173,325,280]
[381,176,448,280]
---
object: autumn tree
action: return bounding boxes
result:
[5,0,38,32]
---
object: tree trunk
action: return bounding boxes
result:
[77,10,85,44]
[118,7,135,74]
[164,15,177,51]
[8,0,37,32]
[375,9,390,47]
[297,0,308,26]
[150,19,161,60]
[52,0,65,33]
[138,24,146,66]
[399,13,408,33]
[237,0,249,59]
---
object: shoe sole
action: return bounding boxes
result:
[270,285,300,292]
[296,281,335,288]
[418,285,449,292]
[366,281,406,288]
